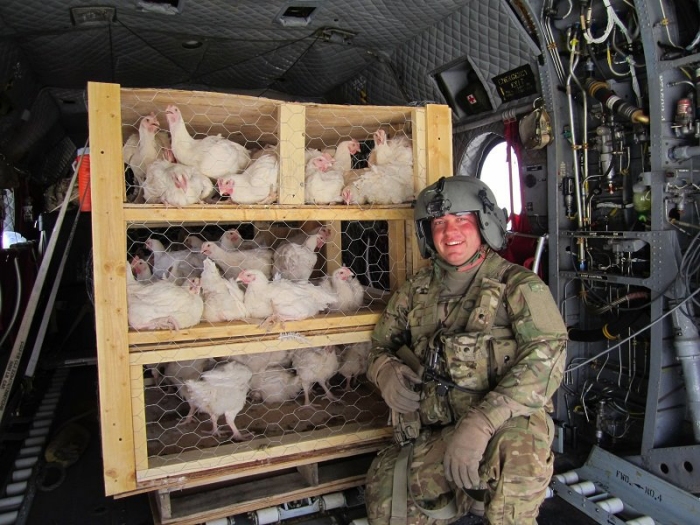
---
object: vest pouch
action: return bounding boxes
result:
[442,332,491,392]
[490,335,518,386]
[448,389,486,421]
[419,381,453,426]
[441,332,491,420]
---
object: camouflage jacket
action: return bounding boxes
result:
[367,250,567,432]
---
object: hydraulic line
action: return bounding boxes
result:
[584,78,650,124]
[565,25,587,266]
[543,0,568,85]
[568,309,646,342]
[671,302,700,442]
[668,145,700,161]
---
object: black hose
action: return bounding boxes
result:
[568,310,646,342]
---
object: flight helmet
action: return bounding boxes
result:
[414,176,508,258]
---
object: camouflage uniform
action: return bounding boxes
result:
[365,250,567,525]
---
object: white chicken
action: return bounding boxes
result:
[145,237,205,281]
[130,255,156,282]
[337,342,371,391]
[236,269,337,329]
[217,151,279,204]
[200,258,248,322]
[143,159,215,207]
[305,147,323,163]
[126,271,204,331]
[165,104,250,180]
[122,112,172,190]
[272,226,331,281]
[183,235,205,251]
[248,366,302,404]
[250,144,278,161]
[341,163,414,205]
[251,221,276,248]
[325,139,361,171]
[220,228,259,251]
[367,129,413,168]
[304,153,345,204]
[342,128,414,205]
[182,361,252,440]
[201,241,273,280]
[229,350,291,375]
[291,346,339,406]
[320,267,365,313]
[160,358,213,397]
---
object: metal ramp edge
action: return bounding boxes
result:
[551,446,700,525]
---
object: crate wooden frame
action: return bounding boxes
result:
[88,82,452,497]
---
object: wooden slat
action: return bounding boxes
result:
[140,426,391,480]
[127,311,383,346]
[122,205,413,224]
[89,82,136,495]
[325,220,343,272]
[426,104,453,185]
[131,364,149,472]
[388,221,406,292]
[412,107,427,194]
[157,490,172,521]
[278,104,306,205]
[128,330,374,365]
[296,463,319,486]
[128,440,386,497]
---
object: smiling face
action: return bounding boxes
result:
[430,212,482,267]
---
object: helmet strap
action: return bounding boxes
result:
[457,245,489,272]
[435,244,489,272]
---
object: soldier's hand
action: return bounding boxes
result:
[443,410,495,489]
[376,361,421,413]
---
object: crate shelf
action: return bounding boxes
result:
[89,81,452,498]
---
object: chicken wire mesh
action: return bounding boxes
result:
[109,88,428,479]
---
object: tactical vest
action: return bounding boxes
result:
[408,253,518,425]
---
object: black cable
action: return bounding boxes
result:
[258,32,323,98]
[115,18,321,86]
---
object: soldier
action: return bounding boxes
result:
[365,176,567,525]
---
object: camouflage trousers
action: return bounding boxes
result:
[365,410,555,525]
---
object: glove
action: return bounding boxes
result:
[375,360,421,413]
[443,410,496,489]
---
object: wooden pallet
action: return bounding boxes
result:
[151,452,377,525]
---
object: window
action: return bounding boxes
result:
[2,189,27,248]
[478,140,521,225]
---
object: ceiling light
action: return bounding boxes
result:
[319,28,357,45]
[70,7,117,26]
[136,0,184,15]
[182,40,203,49]
[274,1,322,27]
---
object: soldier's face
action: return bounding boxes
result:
[431,212,482,266]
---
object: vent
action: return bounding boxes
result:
[136,0,184,15]
[70,7,116,26]
[274,1,322,27]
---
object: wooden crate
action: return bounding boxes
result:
[88,82,452,498]
[150,453,375,525]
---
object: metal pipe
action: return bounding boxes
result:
[584,78,650,124]
[0,256,22,350]
[565,28,587,269]
[596,125,615,184]
[671,304,700,442]
[669,145,700,161]
[532,234,548,275]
